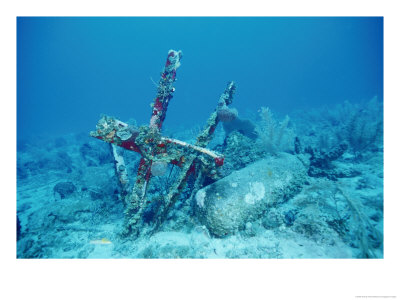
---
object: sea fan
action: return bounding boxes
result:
[256,107,295,155]
[217,107,238,122]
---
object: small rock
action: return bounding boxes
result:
[53,182,76,200]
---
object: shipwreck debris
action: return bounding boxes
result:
[90,50,236,236]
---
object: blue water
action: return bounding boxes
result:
[17,17,382,139]
[16,17,383,259]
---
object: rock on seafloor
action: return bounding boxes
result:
[195,153,309,237]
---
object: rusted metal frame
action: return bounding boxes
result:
[90,51,236,236]
[94,82,236,234]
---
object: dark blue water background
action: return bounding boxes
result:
[17,17,383,140]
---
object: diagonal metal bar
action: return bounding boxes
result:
[196,81,236,148]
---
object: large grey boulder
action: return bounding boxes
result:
[194,153,309,237]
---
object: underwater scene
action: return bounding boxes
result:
[17,17,383,258]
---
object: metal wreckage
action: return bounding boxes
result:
[90,50,237,236]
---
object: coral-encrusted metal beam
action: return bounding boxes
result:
[196,81,236,148]
[90,117,224,168]
[150,50,182,130]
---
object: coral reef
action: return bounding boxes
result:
[16,49,383,258]
[16,109,384,258]
[292,97,383,159]
[216,131,265,177]
[256,107,295,155]
[304,143,359,180]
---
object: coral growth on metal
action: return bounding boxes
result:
[90,49,236,236]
